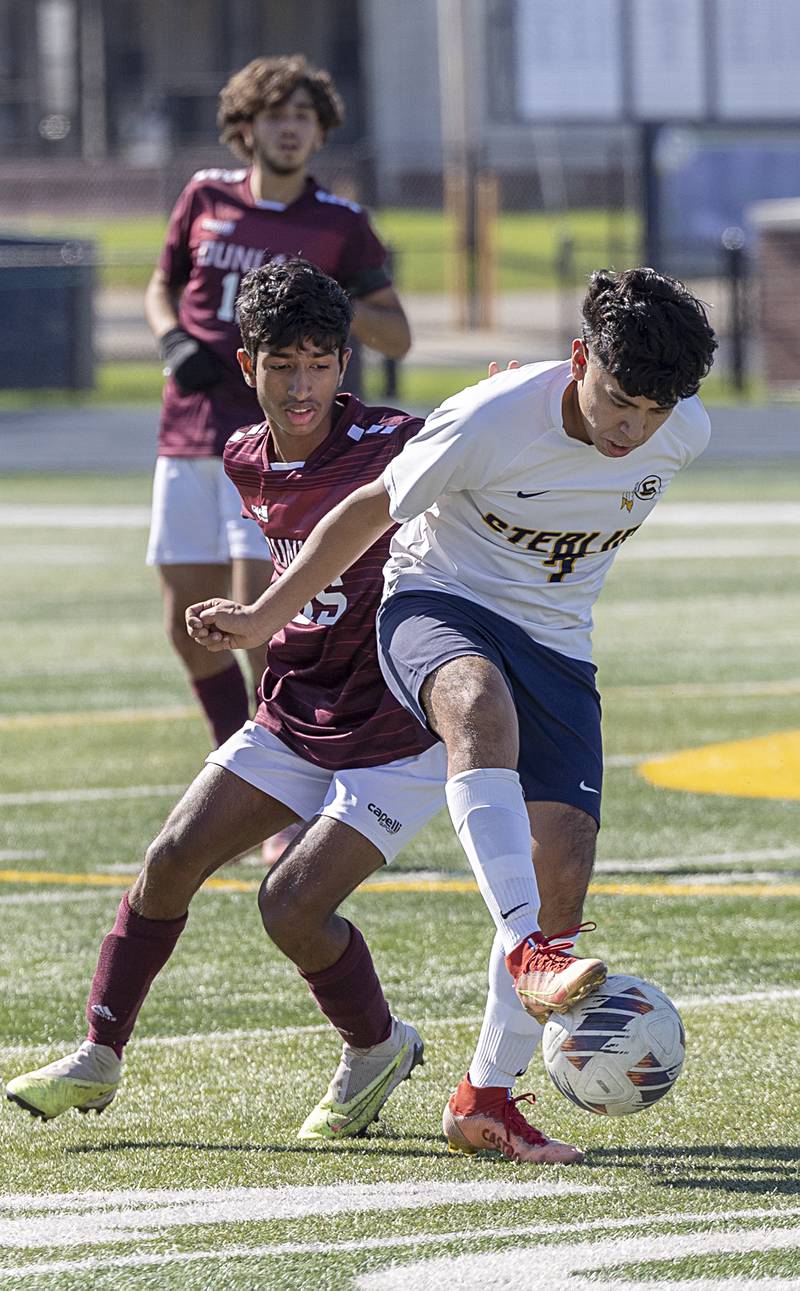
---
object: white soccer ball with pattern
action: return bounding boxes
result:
[542,974,685,1117]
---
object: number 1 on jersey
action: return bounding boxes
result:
[217,271,241,322]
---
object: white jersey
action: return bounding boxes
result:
[382,360,710,662]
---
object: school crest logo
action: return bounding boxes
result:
[621,475,663,511]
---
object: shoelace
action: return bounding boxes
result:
[502,1091,548,1148]
[526,920,597,969]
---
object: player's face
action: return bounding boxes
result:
[238,340,350,460]
[568,341,675,458]
[244,88,323,176]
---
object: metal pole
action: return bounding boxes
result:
[640,121,662,268]
[722,226,747,394]
[436,0,479,328]
[79,0,107,161]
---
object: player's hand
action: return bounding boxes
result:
[159,327,225,393]
[487,360,521,378]
[185,599,267,652]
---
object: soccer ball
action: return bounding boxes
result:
[542,974,685,1117]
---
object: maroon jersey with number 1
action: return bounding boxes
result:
[223,396,436,770]
[158,169,392,459]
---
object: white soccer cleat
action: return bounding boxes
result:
[298,1016,424,1140]
[6,1041,121,1121]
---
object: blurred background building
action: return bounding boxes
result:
[1,0,800,395]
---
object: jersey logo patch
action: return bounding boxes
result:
[621,475,663,511]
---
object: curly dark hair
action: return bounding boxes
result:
[581,267,717,405]
[237,258,353,361]
[218,55,344,160]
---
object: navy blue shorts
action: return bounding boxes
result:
[376,590,603,824]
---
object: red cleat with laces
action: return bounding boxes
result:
[442,1078,583,1164]
[506,922,607,1024]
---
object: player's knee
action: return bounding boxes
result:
[259,869,323,958]
[142,827,196,887]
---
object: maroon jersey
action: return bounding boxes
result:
[224,396,436,770]
[158,169,392,459]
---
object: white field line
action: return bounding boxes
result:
[0,1204,797,1281]
[0,784,186,807]
[645,502,800,527]
[0,852,45,862]
[2,499,798,531]
[622,539,800,561]
[359,1225,800,1291]
[0,1180,600,1249]
[596,846,800,873]
[0,891,102,907]
[0,505,151,528]
[2,989,797,1063]
[604,677,800,700]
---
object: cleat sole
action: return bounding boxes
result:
[7,1092,50,1120]
[447,1141,477,1157]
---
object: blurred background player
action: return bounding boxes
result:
[144,54,411,762]
[188,267,718,1160]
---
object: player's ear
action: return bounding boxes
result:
[237,347,255,386]
[571,339,588,382]
[338,347,352,386]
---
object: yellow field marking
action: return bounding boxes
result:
[641,728,800,801]
[1,870,798,898]
[4,678,800,733]
[0,706,200,731]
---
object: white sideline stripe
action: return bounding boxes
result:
[0,505,152,528]
[359,1224,800,1291]
[646,502,800,527]
[1,500,797,531]
[596,845,800,873]
[0,891,101,907]
[0,851,45,862]
[0,1205,797,1281]
[622,538,800,561]
[0,1181,600,1249]
[2,990,798,1062]
[0,785,186,806]
[604,677,800,700]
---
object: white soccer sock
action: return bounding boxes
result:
[445,767,540,954]
[468,929,584,1089]
[468,932,543,1089]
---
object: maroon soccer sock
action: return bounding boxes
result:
[191,661,250,747]
[85,893,188,1052]
[299,922,392,1050]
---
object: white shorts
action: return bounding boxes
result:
[206,722,448,863]
[146,456,270,565]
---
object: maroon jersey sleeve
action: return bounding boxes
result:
[335,208,392,299]
[223,397,433,770]
[158,182,195,288]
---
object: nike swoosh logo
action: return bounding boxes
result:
[579,780,600,794]
[326,1049,407,1133]
[517,490,550,498]
[500,902,528,919]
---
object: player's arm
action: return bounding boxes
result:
[186,476,393,652]
[145,265,225,392]
[349,285,411,360]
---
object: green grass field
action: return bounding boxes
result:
[0,464,798,1287]
[7,206,639,293]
